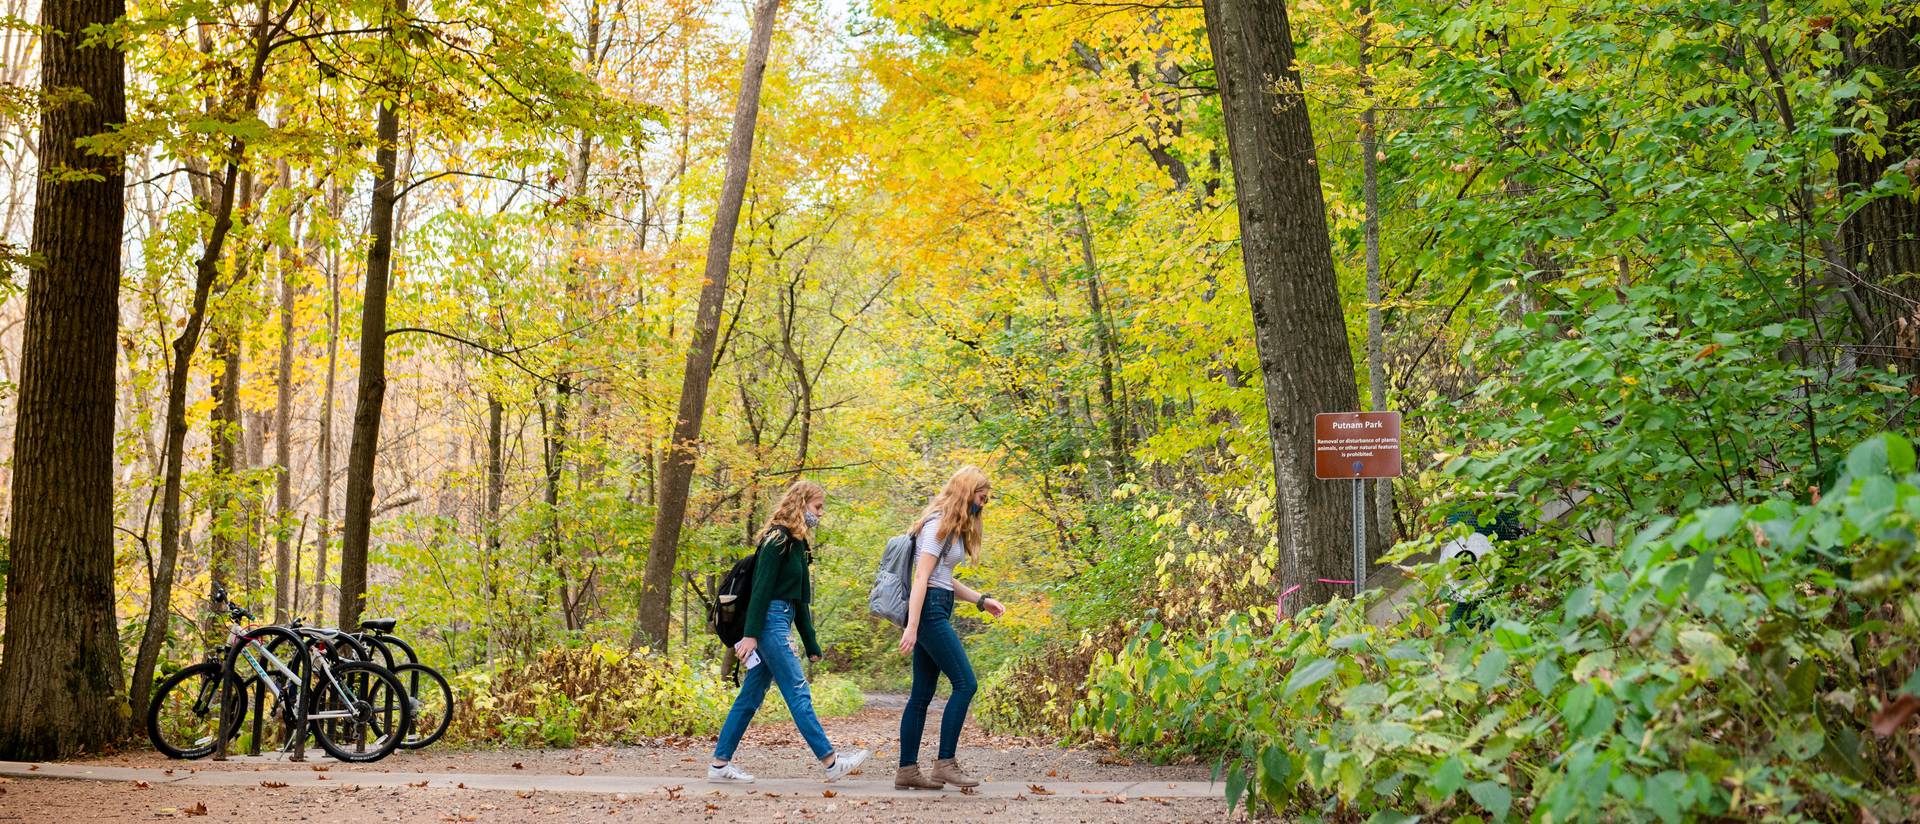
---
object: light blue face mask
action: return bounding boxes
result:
[803,511,821,529]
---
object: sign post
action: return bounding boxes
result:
[1314,412,1403,596]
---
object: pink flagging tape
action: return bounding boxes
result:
[1277,579,1358,615]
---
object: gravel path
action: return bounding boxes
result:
[0,700,1229,823]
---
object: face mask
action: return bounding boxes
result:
[803,511,821,529]
[968,501,984,517]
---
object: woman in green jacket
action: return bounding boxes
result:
[708,479,870,783]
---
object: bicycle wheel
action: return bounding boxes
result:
[391,662,453,749]
[146,662,247,759]
[225,626,310,756]
[308,660,412,763]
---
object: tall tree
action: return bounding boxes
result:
[0,0,130,758]
[127,0,290,722]
[1202,0,1363,612]
[337,77,404,630]
[1838,14,1919,371]
[273,192,302,620]
[633,0,782,649]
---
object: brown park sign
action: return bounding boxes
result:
[1314,412,1403,479]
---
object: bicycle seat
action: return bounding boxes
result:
[359,618,398,633]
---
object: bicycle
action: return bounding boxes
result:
[147,586,415,763]
[353,617,454,750]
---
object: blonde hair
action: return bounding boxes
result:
[759,479,824,544]
[915,466,989,563]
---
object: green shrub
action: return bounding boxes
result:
[446,642,731,747]
[1082,434,1920,821]
[759,673,866,723]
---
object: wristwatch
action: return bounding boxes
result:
[976,594,993,612]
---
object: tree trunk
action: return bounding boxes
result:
[337,92,403,631]
[541,378,573,628]
[0,0,129,758]
[1839,15,1919,370]
[1072,202,1129,483]
[1359,4,1394,546]
[1203,0,1363,613]
[273,202,300,621]
[485,393,504,604]
[314,182,342,624]
[633,0,782,650]
[209,321,244,614]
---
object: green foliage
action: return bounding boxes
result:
[1082,434,1920,821]
[446,643,731,748]
[759,673,867,724]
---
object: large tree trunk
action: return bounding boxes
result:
[633,0,782,650]
[337,94,402,631]
[0,0,129,759]
[1839,15,1919,370]
[1203,0,1363,613]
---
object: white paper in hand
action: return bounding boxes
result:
[744,650,762,670]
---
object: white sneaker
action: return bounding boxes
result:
[823,748,870,782]
[707,762,756,783]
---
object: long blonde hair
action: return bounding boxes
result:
[915,466,989,563]
[759,479,824,544]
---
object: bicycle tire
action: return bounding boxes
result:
[224,625,311,756]
[146,662,247,759]
[308,660,412,763]
[391,662,453,749]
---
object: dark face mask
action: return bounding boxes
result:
[968,501,984,517]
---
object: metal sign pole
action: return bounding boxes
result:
[1353,477,1365,597]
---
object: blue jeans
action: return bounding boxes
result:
[899,588,976,766]
[713,600,834,761]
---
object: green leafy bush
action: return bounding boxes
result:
[1082,435,1919,821]
[446,642,731,747]
[760,673,867,723]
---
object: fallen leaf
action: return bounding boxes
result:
[133,780,151,789]
[516,790,536,799]
[705,803,720,811]
[184,801,208,817]
[456,782,467,789]
[261,780,287,788]
[1013,793,1027,801]
[309,764,330,772]
[1080,788,1107,795]
[512,762,525,770]
[665,785,684,800]
[163,769,175,776]
[1103,795,1128,804]
[26,766,36,771]
[408,781,429,788]
[315,774,328,781]
[1873,694,1920,736]
[1027,784,1053,795]
[959,787,978,796]
[1044,769,1057,777]
[822,790,837,798]
[566,767,585,776]
[763,791,782,798]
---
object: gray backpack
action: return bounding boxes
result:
[869,520,952,626]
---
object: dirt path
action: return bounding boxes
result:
[0,703,1229,823]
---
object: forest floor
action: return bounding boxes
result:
[0,697,1232,823]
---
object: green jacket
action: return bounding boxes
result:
[741,526,820,657]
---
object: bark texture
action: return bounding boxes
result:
[0,0,130,758]
[1203,0,1364,613]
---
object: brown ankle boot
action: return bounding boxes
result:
[928,758,979,788]
[895,763,944,790]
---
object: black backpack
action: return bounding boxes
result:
[701,529,785,647]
